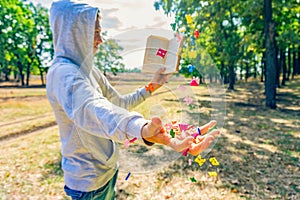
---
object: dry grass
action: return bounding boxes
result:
[0,74,299,200]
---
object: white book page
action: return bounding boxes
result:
[143,35,169,65]
[165,37,184,72]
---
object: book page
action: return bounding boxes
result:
[165,36,184,73]
[142,35,169,73]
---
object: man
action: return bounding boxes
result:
[47,1,220,199]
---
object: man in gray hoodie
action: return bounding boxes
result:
[47,0,220,199]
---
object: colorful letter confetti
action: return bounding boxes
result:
[208,171,218,177]
[209,157,220,166]
[176,32,182,42]
[125,172,131,180]
[179,123,189,131]
[197,127,201,135]
[129,137,137,143]
[188,158,192,166]
[194,29,200,39]
[190,36,195,46]
[190,77,199,86]
[178,84,186,91]
[184,96,193,105]
[182,149,189,156]
[156,48,167,58]
[185,15,192,24]
[125,139,129,148]
[190,177,197,182]
[170,23,176,31]
[194,155,206,167]
[170,129,175,138]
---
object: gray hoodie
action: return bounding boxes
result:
[47,0,150,192]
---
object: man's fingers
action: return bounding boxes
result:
[207,129,220,137]
[156,67,166,75]
[189,137,213,156]
[169,136,194,152]
[189,129,220,156]
[148,117,163,133]
[198,120,217,135]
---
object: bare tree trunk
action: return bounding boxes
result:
[26,63,31,86]
[228,65,235,90]
[281,49,287,86]
[264,0,276,109]
[292,45,296,79]
[287,48,291,81]
[261,52,265,82]
[17,61,25,86]
[275,46,280,88]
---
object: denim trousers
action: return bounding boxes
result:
[64,171,118,200]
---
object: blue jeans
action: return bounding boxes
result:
[64,171,118,200]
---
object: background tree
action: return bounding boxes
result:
[0,0,53,86]
[155,0,299,109]
[94,35,125,76]
[264,0,277,108]
[30,3,53,86]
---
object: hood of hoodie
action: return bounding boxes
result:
[50,0,99,71]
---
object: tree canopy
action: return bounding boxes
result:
[0,0,53,86]
[155,0,300,108]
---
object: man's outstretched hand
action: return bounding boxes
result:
[141,118,221,155]
[141,117,194,152]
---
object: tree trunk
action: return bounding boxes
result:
[221,62,228,84]
[298,46,300,75]
[26,63,31,86]
[264,0,276,109]
[239,61,243,81]
[38,67,45,86]
[4,68,10,81]
[275,46,280,88]
[292,46,296,79]
[17,61,25,86]
[281,49,287,86]
[261,52,265,82]
[287,48,291,81]
[254,58,257,79]
[228,65,235,90]
[245,63,249,82]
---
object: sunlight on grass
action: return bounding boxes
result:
[1,77,299,199]
[0,126,66,199]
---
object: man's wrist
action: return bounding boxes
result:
[141,122,155,146]
[142,137,155,146]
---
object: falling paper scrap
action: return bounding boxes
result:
[156,48,167,58]
[178,84,186,91]
[170,23,176,31]
[125,139,129,148]
[194,29,199,39]
[190,177,197,182]
[129,137,137,143]
[209,157,220,166]
[125,172,131,180]
[184,96,193,105]
[208,171,218,177]
[194,155,206,167]
[170,129,175,138]
[188,51,197,59]
[185,15,192,24]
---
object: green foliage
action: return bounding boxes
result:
[94,35,125,76]
[0,0,53,85]
[155,0,299,89]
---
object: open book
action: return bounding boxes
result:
[142,35,184,74]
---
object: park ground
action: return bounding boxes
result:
[0,74,299,200]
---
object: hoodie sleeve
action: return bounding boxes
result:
[92,68,151,110]
[48,64,149,143]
